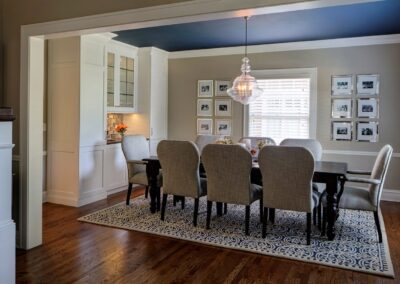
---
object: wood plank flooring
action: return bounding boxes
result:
[16,188,400,283]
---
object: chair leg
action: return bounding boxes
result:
[269,208,275,224]
[173,195,177,206]
[307,212,311,245]
[321,206,327,236]
[245,205,250,236]
[206,201,212,229]
[145,186,149,199]
[224,203,228,214]
[193,198,199,227]
[126,183,133,205]
[373,211,383,243]
[262,207,268,238]
[161,194,168,221]
[259,199,263,223]
[313,207,317,225]
[317,203,322,230]
[181,197,185,210]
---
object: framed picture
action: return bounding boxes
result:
[331,122,352,141]
[215,80,231,96]
[198,80,213,97]
[215,119,231,136]
[331,75,353,96]
[197,118,213,135]
[357,98,378,118]
[332,99,352,118]
[356,74,379,95]
[215,99,232,116]
[357,122,378,142]
[197,99,213,116]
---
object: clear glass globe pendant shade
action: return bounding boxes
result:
[227,57,262,105]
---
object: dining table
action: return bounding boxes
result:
[143,157,347,241]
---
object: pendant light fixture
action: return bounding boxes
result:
[227,16,262,105]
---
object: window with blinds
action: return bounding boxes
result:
[248,78,311,144]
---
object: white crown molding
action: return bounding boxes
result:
[169,34,400,59]
[323,149,400,158]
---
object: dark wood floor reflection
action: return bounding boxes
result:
[16,188,400,283]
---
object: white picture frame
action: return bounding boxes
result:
[357,98,378,118]
[331,75,353,96]
[215,80,231,96]
[198,80,213,97]
[357,122,378,142]
[215,99,232,116]
[197,99,213,116]
[332,99,352,118]
[356,74,380,96]
[215,119,231,136]
[332,121,352,141]
[197,118,213,135]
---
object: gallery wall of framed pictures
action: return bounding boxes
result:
[196,80,233,136]
[331,74,380,142]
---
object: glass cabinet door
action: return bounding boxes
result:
[107,52,115,107]
[119,56,135,108]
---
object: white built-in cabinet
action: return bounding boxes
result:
[106,41,138,113]
[137,47,169,155]
[47,35,127,207]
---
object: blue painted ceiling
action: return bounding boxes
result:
[114,0,400,52]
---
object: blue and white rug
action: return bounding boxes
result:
[78,196,394,277]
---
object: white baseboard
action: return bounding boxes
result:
[107,184,128,196]
[382,189,400,203]
[42,191,47,203]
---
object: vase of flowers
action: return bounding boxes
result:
[115,123,128,138]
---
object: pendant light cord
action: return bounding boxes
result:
[244,16,248,58]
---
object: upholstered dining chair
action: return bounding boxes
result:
[239,136,276,148]
[321,144,393,243]
[158,140,207,227]
[279,138,324,228]
[259,146,315,245]
[202,144,262,236]
[121,135,150,205]
[194,135,222,154]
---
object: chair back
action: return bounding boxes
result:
[369,144,393,207]
[202,144,253,204]
[121,135,150,161]
[121,135,149,175]
[194,135,222,154]
[239,136,276,148]
[280,138,322,161]
[157,140,202,198]
[259,146,314,213]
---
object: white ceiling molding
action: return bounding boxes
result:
[168,34,400,59]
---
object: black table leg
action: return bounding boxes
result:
[216,202,223,216]
[326,176,339,241]
[145,159,161,214]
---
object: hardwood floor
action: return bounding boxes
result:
[16,188,400,283]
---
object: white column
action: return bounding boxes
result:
[0,109,16,284]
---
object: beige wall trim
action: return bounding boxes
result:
[323,150,400,158]
[381,189,400,202]
[169,34,400,59]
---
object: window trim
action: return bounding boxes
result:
[243,68,318,141]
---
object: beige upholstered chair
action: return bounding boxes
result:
[121,135,150,205]
[239,136,276,148]
[158,140,207,227]
[279,138,324,227]
[259,146,315,245]
[322,144,393,242]
[194,135,222,154]
[202,144,262,235]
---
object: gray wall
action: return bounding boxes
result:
[168,44,400,191]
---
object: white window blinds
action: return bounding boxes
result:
[248,78,311,144]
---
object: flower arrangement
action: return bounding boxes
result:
[215,137,233,145]
[115,123,128,137]
[256,139,266,150]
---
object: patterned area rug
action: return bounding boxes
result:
[78,196,394,277]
